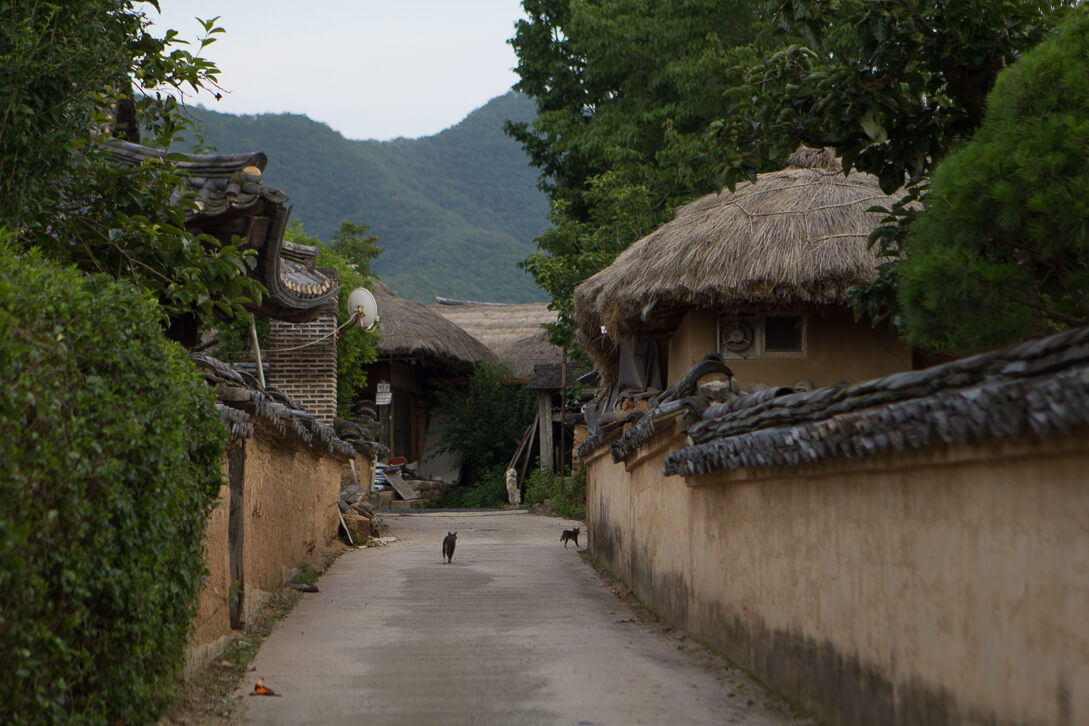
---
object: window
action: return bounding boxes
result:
[763,315,804,352]
[718,313,806,359]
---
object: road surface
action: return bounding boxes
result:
[241,510,812,726]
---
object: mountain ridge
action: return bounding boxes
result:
[184,92,549,303]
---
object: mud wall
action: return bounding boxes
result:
[186,433,360,670]
[185,476,232,676]
[586,433,1089,726]
[666,307,910,390]
[240,430,348,623]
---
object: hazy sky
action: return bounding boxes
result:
[149,1,527,141]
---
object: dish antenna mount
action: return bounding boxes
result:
[347,288,379,331]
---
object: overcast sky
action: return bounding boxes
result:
[149,1,527,141]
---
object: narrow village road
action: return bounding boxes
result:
[241,511,811,726]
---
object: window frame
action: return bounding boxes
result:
[718,312,808,360]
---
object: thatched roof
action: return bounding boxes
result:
[373,283,496,371]
[431,299,561,380]
[574,147,901,367]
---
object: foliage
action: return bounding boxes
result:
[432,360,536,497]
[524,467,586,520]
[439,465,511,509]
[0,1,263,342]
[508,0,771,345]
[184,92,548,303]
[0,243,225,724]
[897,6,1089,353]
[713,0,1076,323]
[309,222,382,417]
[509,0,1075,337]
[719,0,1071,190]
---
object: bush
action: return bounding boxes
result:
[439,465,510,509]
[0,245,225,724]
[432,360,535,504]
[524,466,586,521]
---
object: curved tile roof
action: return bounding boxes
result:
[665,326,1089,477]
[107,140,338,322]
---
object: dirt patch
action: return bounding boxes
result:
[159,540,351,726]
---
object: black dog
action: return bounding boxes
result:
[561,526,580,548]
[442,531,457,563]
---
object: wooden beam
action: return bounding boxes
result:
[538,392,554,471]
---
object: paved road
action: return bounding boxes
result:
[241,511,811,726]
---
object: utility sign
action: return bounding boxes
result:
[376,381,391,405]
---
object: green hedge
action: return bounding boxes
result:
[0,245,226,723]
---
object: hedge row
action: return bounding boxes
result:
[0,245,225,724]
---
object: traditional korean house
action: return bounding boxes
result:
[574,147,912,398]
[362,283,496,482]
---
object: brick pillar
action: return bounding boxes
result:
[266,301,338,425]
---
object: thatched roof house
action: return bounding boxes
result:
[430,298,561,381]
[373,283,495,372]
[575,147,911,390]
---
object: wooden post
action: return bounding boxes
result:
[519,411,538,488]
[559,349,567,475]
[537,391,554,471]
[249,317,266,389]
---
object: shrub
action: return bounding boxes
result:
[524,466,586,520]
[0,245,225,724]
[432,360,535,503]
[439,465,510,509]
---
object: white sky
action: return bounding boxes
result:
[149,1,526,141]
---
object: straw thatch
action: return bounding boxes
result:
[373,283,496,371]
[574,147,901,368]
[431,299,561,380]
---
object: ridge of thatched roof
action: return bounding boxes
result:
[574,147,900,366]
[430,300,561,379]
[374,283,496,371]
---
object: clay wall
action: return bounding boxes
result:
[586,431,1089,726]
[239,430,347,623]
[666,307,910,390]
[184,474,232,676]
[186,432,360,670]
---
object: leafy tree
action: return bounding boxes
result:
[308,221,382,417]
[713,0,1076,324]
[0,0,262,344]
[897,6,1089,353]
[432,360,536,502]
[0,243,224,723]
[509,0,1075,337]
[507,0,771,345]
[328,220,383,278]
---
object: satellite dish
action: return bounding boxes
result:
[347,287,379,331]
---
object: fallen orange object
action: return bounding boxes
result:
[250,679,281,696]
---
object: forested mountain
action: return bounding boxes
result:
[185,92,549,303]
